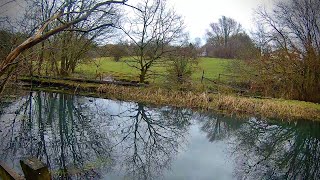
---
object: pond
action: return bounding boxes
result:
[0,91,319,179]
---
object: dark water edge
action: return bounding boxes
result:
[0,91,319,180]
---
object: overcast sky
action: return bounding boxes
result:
[167,0,275,42]
[1,0,275,43]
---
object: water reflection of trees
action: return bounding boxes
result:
[0,92,113,179]
[197,113,243,142]
[102,103,191,179]
[232,118,320,179]
[0,92,191,180]
[2,91,319,179]
[198,114,320,179]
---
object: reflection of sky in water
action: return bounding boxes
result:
[164,122,234,180]
[0,91,320,180]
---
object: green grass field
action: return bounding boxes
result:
[75,57,233,82]
[76,57,140,79]
[193,57,233,80]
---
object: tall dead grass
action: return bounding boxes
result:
[215,95,320,120]
[97,84,320,121]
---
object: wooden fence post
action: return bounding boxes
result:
[0,161,24,180]
[20,157,51,180]
[201,70,204,83]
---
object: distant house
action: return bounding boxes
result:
[199,46,208,57]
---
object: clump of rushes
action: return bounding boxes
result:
[97,84,320,121]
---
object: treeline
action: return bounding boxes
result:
[0,0,131,96]
[248,0,320,102]
[202,1,320,103]
[204,16,259,60]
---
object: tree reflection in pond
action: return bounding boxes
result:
[235,118,320,179]
[194,113,320,179]
[1,91,320,179]
[0,92,191,180]
[197,113,243,142]
[230,118,320,179]
[89,100,192,179]
[0,92,114,179]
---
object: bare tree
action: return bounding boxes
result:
[207,16,242,48]
[250,0,320,102]
[250,23,272,56]
[0,0,133,94]
[206,16,248,58]
[120,0,185,83]
[166,43,199,85]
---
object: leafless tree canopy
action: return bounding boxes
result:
[207,16,243,48]
[0,0,132,94]
[121,0,185,83]
[205,16,256,59]
[250,0,320,102]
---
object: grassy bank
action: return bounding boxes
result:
[21,77,320,121]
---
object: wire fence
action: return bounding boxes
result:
[200,70,248,94]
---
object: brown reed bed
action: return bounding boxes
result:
[20,77,320,121]
[96,84,320,121]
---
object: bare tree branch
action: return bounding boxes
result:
[0,0,135,93]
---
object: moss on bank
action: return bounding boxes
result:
[20,77,320,121]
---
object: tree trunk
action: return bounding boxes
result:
[38,41,45,75]
[139,69,147,83]
[60,34,68,76]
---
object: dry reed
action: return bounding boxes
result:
[97,84,320,121]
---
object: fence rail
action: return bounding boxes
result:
[0,157,51,180]
[201,70,248,94]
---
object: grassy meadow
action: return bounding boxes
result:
[193,57,232,80]
[75,57,234,83]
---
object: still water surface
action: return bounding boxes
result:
[0,91,319,179]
